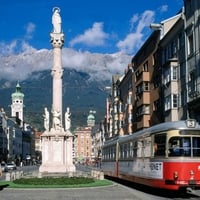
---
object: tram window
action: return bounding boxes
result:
[154,134,166,156]
[137,141,143,157]
[182,138,191,156]
[120,144,123,159]
[111,147,113,159]
[127,142,130,158]
[133,141,137,157]
[124,144,127,159]
[144,137,151,157]
[168,137,191,156]
[192,137,200,156]
[113,147,116,159]
[130,141,133,158]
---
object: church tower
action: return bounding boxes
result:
[87,110,96,127]
[11,81,24,121]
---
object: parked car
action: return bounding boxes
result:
[1,162,8,172]
[7,162,17,170]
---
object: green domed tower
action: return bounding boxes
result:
[87,110,96,127]
[11,81,24,121]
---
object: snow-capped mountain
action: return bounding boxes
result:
[0,48,132,130]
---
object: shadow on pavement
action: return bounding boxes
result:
[0,184,9,191]
[105,176,200,199]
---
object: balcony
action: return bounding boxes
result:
[136,92,150,107]
[136,71,150,83]
[136,115,150,130]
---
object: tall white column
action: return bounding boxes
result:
[39,7,75,174]
[50,33,64,129]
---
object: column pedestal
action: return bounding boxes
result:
[39,130,75,173]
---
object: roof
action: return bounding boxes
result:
[11,82,24,99]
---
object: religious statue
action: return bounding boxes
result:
[52,109,61,130]
[52,7,62,33]
[65,107,71,131]
[43,107,49,131]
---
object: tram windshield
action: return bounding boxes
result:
[168,136,200,157]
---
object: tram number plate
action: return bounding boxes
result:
[189,180,196,185]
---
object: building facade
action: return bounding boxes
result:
[132,30,162,130]
[103,1,200,141]
[75,126,92,164]
[159,12,185,121]
[0,82,35,164]
[184,0,200,121]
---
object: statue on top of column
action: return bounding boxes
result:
[52,7,62,33]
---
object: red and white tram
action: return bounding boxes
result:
[102,120,200,191]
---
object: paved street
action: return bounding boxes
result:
[1,166,200,200]
[0,184,147,200]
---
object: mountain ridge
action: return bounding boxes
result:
[0,69,110,131]
[0,49,132,130]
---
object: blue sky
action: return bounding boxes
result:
[0,0,183,55]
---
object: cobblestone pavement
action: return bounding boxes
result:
[0,184,143,200]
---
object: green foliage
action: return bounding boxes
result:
[13,177,95,185]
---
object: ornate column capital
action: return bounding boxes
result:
[51,69,63,79]
[50,33,64,48]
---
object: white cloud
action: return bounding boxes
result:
[0,22,36,56]
[117,10,155,54]
[117,33,143,55]
[69,22,109,47]
[25,22,36,40]
[0,40,18,55]
[129,14,139,32]
[21,41,37,53]
[0,47,131,82]
[159,5,168,13]
[61,49,131,81]
[0,48,52,81]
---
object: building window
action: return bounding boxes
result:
[172,94,178,108]
[113,87,117,97]
[188,33,194,55]
[144,82,149,91]
[114,104,117,113]
[127,92,132,104]
[128,114,132,123]
[143,105,150,114]
[128,79,132,89]
[137,106,143,116]
[153,75,160,88]
[188,71,195,92]
[135,70,140,77]
[164,95,171,111]
[143,61,148,72]
[136,83,143,94]
[118,102,123,113]
[171,39,178,58]
[171,66,178,80]
[163,69,170,85]
[153,100,160,111]
[178,32,184,49]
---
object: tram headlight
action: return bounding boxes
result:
[190,170,194,175]
[173,171,178,180]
